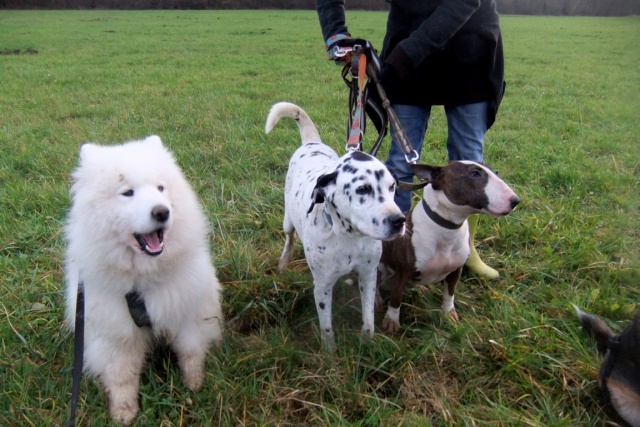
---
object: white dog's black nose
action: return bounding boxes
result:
[152,205,170,223]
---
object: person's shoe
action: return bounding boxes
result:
[465,214,499,280]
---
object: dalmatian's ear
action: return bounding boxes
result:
[307,171,338,214]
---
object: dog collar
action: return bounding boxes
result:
[125,291,152,328]
[421,199,463,230]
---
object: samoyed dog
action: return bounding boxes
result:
[64,135,223,425]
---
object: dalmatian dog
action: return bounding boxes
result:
[265,102,406,351]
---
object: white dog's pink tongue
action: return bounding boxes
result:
[144,232,161,251]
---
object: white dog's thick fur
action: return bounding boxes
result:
[265,102,405,351]
[64,136,223,425]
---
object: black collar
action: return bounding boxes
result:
[421,199,463,230]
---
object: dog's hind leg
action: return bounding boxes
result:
[278,213,296,273]
[442,267,462,322]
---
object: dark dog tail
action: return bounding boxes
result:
[265,102,322,145]
[573,304,615,356]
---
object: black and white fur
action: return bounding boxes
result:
[265,102,406,351]
[378,161,520,332]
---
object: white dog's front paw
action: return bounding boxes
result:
[178,354,205,392]
[107,390,139,426]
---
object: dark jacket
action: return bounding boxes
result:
[317,0,505,128]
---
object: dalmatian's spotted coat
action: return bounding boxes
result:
[266,102,406,351]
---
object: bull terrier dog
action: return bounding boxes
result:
[265,101,406,351]
[575,306,640,427]
[378,161,520,332]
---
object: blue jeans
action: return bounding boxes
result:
[384,102,489,212]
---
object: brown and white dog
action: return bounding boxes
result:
[377,161,520,332]
[575,307,640,427]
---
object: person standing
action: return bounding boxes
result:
[317,0,507,279]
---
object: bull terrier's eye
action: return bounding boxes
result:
[470,170,482,178]
[355,184,373,195]
[122,189,134,197]
[158,185,164,192]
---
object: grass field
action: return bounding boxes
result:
[1,9,638,427]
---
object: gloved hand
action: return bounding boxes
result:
[326,34,371,65]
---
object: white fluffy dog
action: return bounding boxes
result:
[64,135,223,425]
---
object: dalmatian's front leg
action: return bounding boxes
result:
[313,278,336,352]
[358,266,378,339]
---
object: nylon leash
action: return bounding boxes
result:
[65,282,85,427]
[342,44,419,163]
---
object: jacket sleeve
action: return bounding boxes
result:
[386,0,482,76]
[316,0,351,44]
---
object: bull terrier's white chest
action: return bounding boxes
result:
[411,217,470,284]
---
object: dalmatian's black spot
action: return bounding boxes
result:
[311,151,331,158]
[378,197,385,203]
[372,218,379,226]
[350,151,374,162]
[374,169,385,181]
[319,302,326,310]
[342,164,358,174]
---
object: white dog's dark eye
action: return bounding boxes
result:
[122,189,134,197]
[355,184,373,195]
[158,185,164,192]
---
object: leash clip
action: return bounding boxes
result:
[404,150,419,164]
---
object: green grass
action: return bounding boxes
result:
[1,10,638,426]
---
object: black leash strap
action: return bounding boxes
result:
[66,282,85,427]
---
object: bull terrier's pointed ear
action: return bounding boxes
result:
[411,164,442,183]
[307,171,338,214]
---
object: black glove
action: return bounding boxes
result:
[326,35,371,65]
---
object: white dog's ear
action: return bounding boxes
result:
[143,135,164,147]
[307,171,338,214]
[79,143,100,162]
